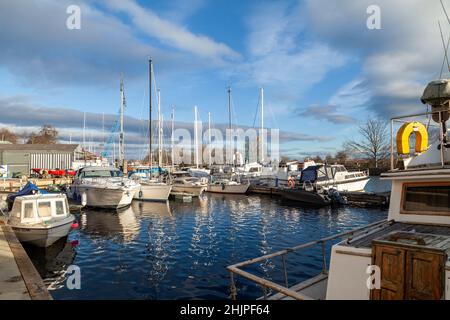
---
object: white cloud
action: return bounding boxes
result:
[105,0,240,63]
[304,0,449,117]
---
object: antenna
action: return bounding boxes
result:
[438,21,450,77]
[441,0,450,25]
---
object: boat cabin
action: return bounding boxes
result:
[9,194,71,225]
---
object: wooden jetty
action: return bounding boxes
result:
[340,191,390,207]
[0,178,73,193]
[248,185,390,207]
[0,219,52,300]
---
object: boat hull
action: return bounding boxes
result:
[73,186,138,209]
[207,183,250,194]
[279,188,331,206]
[171,185,207,196]
[319,177,370,192]
[11,216,74,247]
[134,184,172,201]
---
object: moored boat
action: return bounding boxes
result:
[70,166,140,209]
[207,179,250,194]
[7,193,75,247]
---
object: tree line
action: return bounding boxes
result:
[0,124,59,144]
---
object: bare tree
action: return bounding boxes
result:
[346,118,389,168]
[27,125,59,144]
[0,128,18,144]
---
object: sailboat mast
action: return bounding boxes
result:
[158,88,162,167]
[260,87,264,163]
[149,59,153,168]
[171,107,175,170]
[119,75,125,165]
[208,112,212,167]
[194,105,199,169]
[227,86,232,130]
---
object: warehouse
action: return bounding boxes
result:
[0,144,83,177]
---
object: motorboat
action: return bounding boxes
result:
[70,166,140,209]
[207,178,250,194]
[297,164,369,192]
[7,193,75,247]
[227,78,450,300]
[171,176,207,197]
[133,179,172,202]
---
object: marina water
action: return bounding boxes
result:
[23,186,387,299]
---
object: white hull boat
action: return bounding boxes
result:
[207,180,250,194]
[171,176,207,196]
[8,194,75,247]
[134,182,172,201]
[71,166,140,209]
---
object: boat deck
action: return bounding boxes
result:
[342,221,450,249]
[264,273,328,300]
[0,219,52,300]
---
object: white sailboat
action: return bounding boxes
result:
[133,59,172,202]
[207,87,249,194]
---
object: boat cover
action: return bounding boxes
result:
[7,181,48,203]
[300,166,319,183]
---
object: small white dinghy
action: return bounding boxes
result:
[7,194,75,247]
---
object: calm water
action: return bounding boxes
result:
[24,191,388,300]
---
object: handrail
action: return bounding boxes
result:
[227,219,392,300]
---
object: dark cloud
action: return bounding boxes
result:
[0,95,332,157]
[295,104,355,124]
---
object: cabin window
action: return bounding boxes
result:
[23,202,35,219]
[38,201,52,217]
[55,200,65,215]
[401,183,450,215]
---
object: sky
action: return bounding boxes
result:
[0,0,448,160]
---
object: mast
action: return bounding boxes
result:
[158,88,162,167]
[227,86,232,166]
[227,86,232,130]
[208,112,212,167]
[83,112,86,149]
[194,105,199,169]
[149,59,153,168]
[171,107,175,170]
[119,75,125,165]
[260,87,264,164]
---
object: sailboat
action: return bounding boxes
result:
[132,59,172,202]
[207,86,249,194]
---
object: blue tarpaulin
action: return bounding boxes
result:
[7,181,47,203]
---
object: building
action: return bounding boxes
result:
[0,144,83,177]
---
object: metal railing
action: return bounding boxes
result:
[227,219,392,300]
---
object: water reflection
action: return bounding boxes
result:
[81,206,141,243]
[23,237,76,290]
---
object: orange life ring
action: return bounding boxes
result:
[288,177,295,188]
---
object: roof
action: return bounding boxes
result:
[0,144,80,152]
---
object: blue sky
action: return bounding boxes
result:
[0,0,448,159]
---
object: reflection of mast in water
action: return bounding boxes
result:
[130,200,175,298]
[81,207,141,243]
[190,195,217,269]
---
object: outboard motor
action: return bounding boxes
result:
[327,188,347,205]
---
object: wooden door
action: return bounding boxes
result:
[372,245,405,300]
[405,251,444,300]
